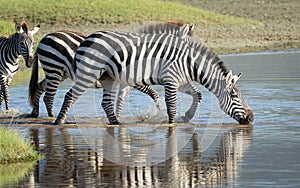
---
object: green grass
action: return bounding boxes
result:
[0,0,259,36]
[0,19,15,36]
[0,161,36,187]
[0,127,41,164]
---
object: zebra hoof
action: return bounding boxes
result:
[30,112,39,118]
[4,109,12,114]
[109,121,121,125]
[179,116,190,123]
[54,119,64,125]
[48,112,55,117]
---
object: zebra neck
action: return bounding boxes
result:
[1,35,20,63]
[201,71,225,97]
[193,52,228,97]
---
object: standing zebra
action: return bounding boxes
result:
[0,21,40,111]
[28,23,194,118]
[54,30,253,125]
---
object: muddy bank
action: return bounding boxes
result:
[167,0,300,53]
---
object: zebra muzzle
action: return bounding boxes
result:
[238,109,254,124]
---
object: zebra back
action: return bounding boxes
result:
[138,22,194,37]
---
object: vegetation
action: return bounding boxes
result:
[0,0,258,36]
[0,161,36,187]
[0,19,15,36]
[0,127,41,164]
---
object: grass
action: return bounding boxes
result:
[0,161,36,187]
[0,0,259,37]
[0,127,41,164]
[0,19,15,37]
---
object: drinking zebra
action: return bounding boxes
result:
[54,30,253,125]
[28,23,194,118]
[0,21,40,111]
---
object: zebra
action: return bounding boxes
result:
[54,30,254,125]
[28,23,194,118]
[0,21,40,111]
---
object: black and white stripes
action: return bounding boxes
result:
[29,23,194,118]
[55,29,253,125]
[0,21,39,110]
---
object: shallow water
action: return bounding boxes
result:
[1,50,300,187]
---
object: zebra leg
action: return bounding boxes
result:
[178,83,202,122]
[0,88,3,107]
[101,78,120,125]
[54,89,75,125]
[164,84,178,124]
[0,76,10,110]
[43,93,55,117]
[115,84,130,118]
[31,79,47,118]
[43,81,61,117]
[54,80,94,125]
[134,85,160,110]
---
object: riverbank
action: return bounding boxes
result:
[45,0,299,54]
[0,127,40,163]
[2,0,299,56]
[166,0,300,54]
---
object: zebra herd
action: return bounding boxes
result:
[0,21,253,125]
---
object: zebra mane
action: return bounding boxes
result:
[189,38,229,76]
[138,22,194,37]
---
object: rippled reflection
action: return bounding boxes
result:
[9,125,252,187]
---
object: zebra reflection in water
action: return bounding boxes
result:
[23,126,252,187]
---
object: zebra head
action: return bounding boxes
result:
[15,22,40,67]
[219,70,254,124]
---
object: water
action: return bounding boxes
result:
[1,50,300,187]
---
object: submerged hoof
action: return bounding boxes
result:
[4,109,12,114]
[30,112,39,118]
[109,121,121,125]
[48,112,55,118]
[178,116,190,123]
[54,119,64,125]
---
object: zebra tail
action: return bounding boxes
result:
[28,52,39,107]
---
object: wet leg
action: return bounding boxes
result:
[54,79,94,125]
[30,79,47,117]
[134,85,160,110]
[43,79,61,117]
[164,84,178,124]
[101,78,120,125]
[0,75,10,110]
[178,83,202,122]
[115,84,130,118]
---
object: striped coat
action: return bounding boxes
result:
[55,29,253,125]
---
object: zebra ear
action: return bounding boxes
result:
[231,72,242,85]
[189,24,195,32]
[182,24,190,36]
[15,23,24,34]
[30,24,40,35]
[225,70,233,84]
[177,24,190,38]
[226,71,242,89]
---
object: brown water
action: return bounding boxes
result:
[1,50,300,187]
